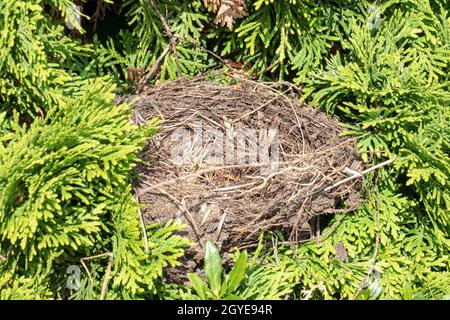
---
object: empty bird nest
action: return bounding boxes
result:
[130,71,363,271]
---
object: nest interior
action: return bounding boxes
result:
[131,73,362,273]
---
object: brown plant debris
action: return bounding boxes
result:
[203,0,221,12]
[204,0,247,30]
[130,72,363,277]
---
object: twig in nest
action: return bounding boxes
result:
[156,188,203,248]
[172,34,228,66]
[138,161,296,196]
[80,253,113,300]
[323,158,395,192]
[234,89,289,122]
[215,210,229,241]
[147,0,182,78]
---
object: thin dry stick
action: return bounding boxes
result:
[215,210,229,241]
[353,185,381,299]
[199,204,212,227]
[239,213,347,250]
[139,207,149,254]
[156,188,203,248]
[323,158,395,192]
[289,198,307,242]
[133,192,150,253]
[138,160,295,196]
[136,44,171,93]
[173,34,278,79]
[100,254,113,300]
[229,73,297,108]
[80,253,113,300]
[213,181,258,193]
[147,0,182,78]
[251,59,281,79]
[234,88,290,122]
[172,34,228,66]
[137,143,348,195]
[308,213,346,243]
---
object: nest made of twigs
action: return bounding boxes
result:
[131,72,362,267]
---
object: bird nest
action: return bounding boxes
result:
[131,72,362,266]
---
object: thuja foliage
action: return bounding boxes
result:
[120,0,450,299]
[0,78,190,298]
[0,0,91,115]
[295,1,450,298]
[159,238,297,300]
[0,0,190,299]
[304,0,450,237]
[1,0,449,300]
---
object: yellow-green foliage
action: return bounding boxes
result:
[1,0,449,300]
[303,0,450,238]
[0,0,190,299]
[0,0,87,115]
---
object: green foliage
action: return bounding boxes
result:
[0,274,53,300]
[401,272,450,300]
[109,0,211,82]
[93,1,368,82]
[276,181,449,299]
[292,1,450,298]
[0,0,89,115]
[282,1,449,298]
[0,74,190,298]
[227,0,361,81]
[187,241,248,299]
[181,240,296,300]
[0,0,191,300]
[0,80,145,261]
[70,215,191,300]
[1,0,449,300]
[303,0,450,237]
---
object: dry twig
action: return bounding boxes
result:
[136,45,171,93]
[147,0,182,78]
[80,253,113,300]
[353,185,381,299]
